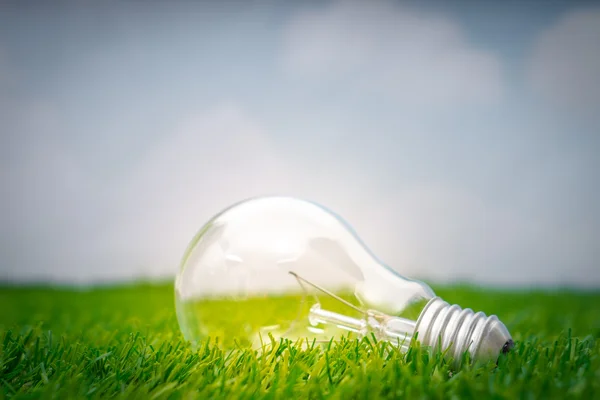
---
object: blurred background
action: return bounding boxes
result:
[0,0,598,288]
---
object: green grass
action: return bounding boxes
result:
[1,282,599,399]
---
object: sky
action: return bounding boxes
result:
[0,0,599,287]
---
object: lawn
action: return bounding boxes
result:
[1,282,599,399]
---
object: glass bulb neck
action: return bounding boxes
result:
[309,303,416,351]
[308,296,512,366]
[414,297,513,366]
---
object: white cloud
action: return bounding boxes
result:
[380,184,600,287]
[105,102,598,287]
[0,104,103,283]
[102,104,407,282]
[528,8,600,113]
[1,101,394,284]
[1,101,598,287]
[66,104,296,282]
[281,0,505,106]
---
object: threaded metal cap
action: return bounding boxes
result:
[414,297,513,366]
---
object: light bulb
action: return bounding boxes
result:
[175,196,513,365]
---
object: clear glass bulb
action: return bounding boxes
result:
[175,196,513,365]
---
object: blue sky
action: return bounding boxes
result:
[1,0,599,286]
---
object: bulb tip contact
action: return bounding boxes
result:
[501,339,514,355]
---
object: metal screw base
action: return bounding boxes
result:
[414,297,513,366]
